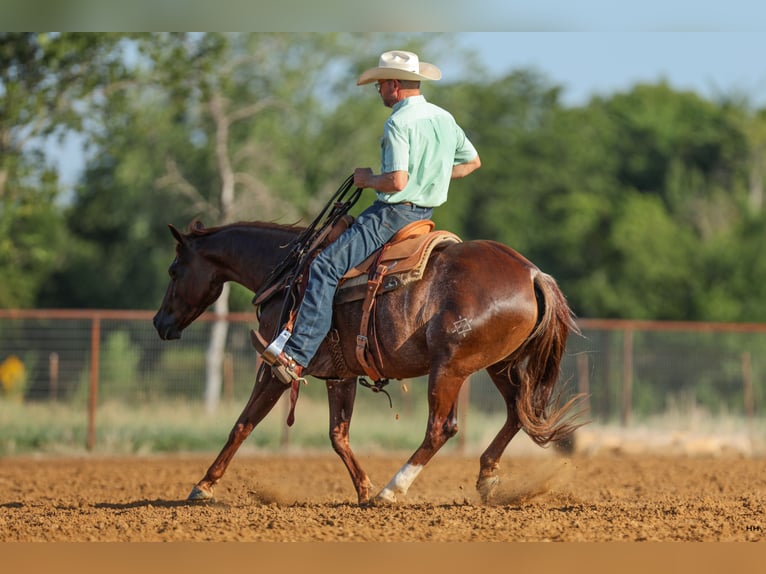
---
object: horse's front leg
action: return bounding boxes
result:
[188,364,288,500]
[326,378,374,505]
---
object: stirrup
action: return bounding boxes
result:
[272,355,306,386]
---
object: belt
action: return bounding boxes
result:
[385,200,430,209]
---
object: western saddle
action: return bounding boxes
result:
[254,215,461,383]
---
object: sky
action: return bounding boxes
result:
[452,32,766,107]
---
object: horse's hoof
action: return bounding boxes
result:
[188,485,214,501]
[356,482,376,507]
[476,475,499,503]
[373,488,398,505]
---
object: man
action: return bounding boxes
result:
[260,49,481,384]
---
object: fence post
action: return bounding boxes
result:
[223,352,234,402]
[621,328,634,427]
[49,352,59,402]
[742,351,754,424]
[87,316,101,451]
[576,353,591,418]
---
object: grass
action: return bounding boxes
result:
[0,388,509,457]
[3,386,761,457]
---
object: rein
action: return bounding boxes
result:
[251,175,398,419]
[252,175,363,325]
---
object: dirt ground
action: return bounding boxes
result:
[1,451,765,542]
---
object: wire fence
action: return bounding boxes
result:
[2,309,765,452]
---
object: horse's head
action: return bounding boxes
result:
[153,223,224,340]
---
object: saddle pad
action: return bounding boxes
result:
[334,230,461,305]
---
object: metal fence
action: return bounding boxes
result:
[2,309,765,450]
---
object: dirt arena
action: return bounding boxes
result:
[1,450,765,542]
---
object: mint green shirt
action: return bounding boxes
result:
[377,95,478,207]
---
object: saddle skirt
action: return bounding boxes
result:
[334,219,461,305]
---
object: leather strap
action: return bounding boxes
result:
[355,262,387,381]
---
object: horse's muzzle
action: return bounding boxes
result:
[153,312,182,340]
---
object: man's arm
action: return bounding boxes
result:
[354,168,409,192]
[451,155,481,179]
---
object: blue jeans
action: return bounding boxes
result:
[283,200,433,367]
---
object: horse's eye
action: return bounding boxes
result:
[168,257,180,279]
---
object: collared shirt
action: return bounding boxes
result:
[377,95,478,207]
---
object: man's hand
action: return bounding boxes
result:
[451,155,481,179]
[354,168,375,188]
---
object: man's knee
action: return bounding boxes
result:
[310,249,346,282]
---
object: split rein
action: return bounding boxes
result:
[251,176,394,405]
[252,174,363,314]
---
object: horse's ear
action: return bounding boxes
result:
[168,224,185,245]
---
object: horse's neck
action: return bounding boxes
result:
[201,224,300,292]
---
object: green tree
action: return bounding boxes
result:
[431,70,564,249]
[433,74,762,321]
[0,33,127,307]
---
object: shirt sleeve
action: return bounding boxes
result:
[380,120,410,173]
[453,125,478,165]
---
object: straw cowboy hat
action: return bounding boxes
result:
[357,50,442,85]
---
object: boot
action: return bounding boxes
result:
[272,351,305,385]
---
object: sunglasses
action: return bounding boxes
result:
[375,80,397,93]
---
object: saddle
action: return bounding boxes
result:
[254,216,461,384]
[334,219,461,381]
[335,219,461,304]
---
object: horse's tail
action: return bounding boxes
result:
[511,270,587,447]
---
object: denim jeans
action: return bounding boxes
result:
[283,200,433,367]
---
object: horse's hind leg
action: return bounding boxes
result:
[326,378,374,505]
[188,364,288,500]
[476,362,522,503]
[375,370,465,504]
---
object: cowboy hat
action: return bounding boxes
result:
[357,50,442,86]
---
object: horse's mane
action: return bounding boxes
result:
[186,219,305,237]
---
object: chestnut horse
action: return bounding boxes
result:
[153,219,583,505]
